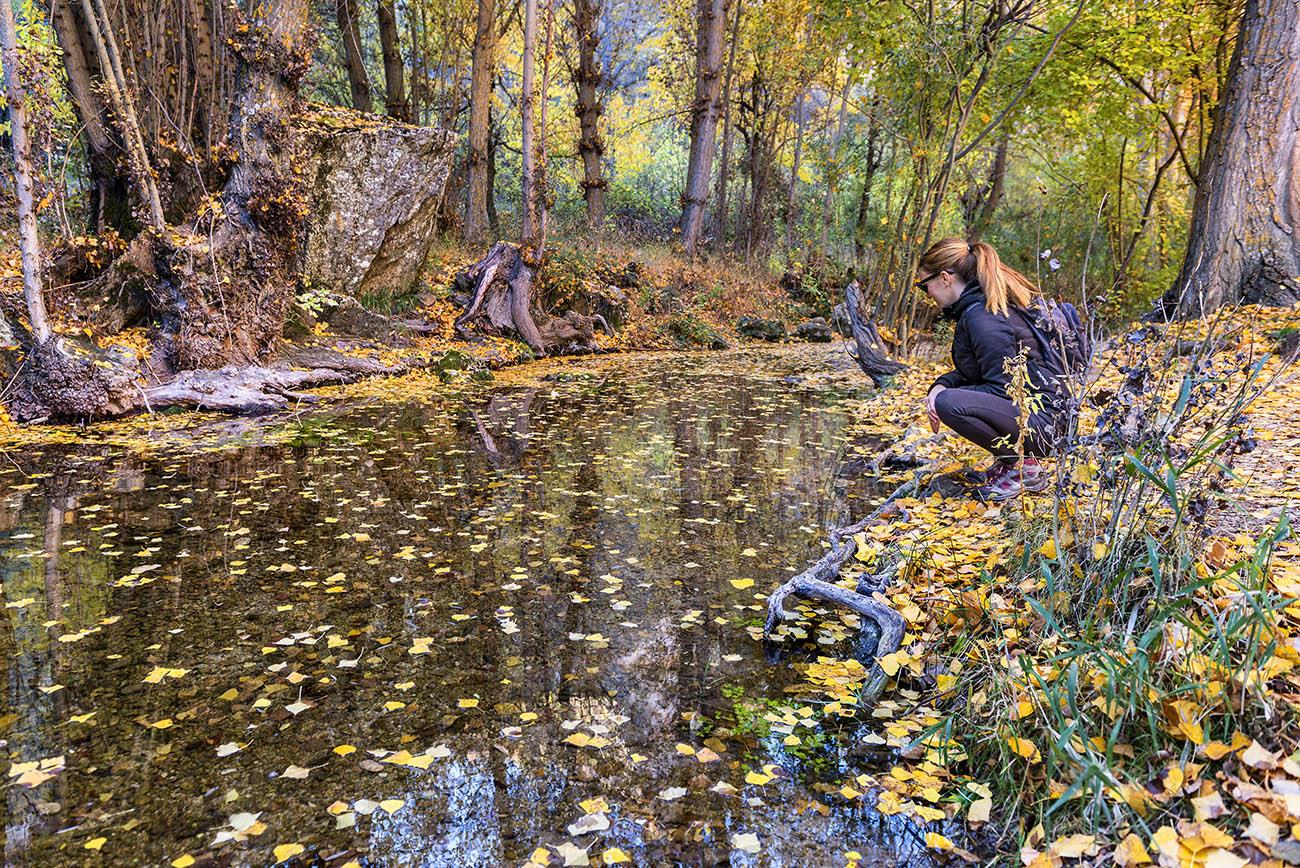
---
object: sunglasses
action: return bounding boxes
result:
[914,270,947,292]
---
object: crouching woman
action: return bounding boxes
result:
[916,238,1068,501]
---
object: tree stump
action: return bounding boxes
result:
[454,241,611,355]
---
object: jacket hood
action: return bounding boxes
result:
[940,281,985,321]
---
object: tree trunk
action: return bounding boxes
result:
[520,0,539,247]
[49,0,129,233]
[174,0,313,369]
[487,115,499,232]
[784,88,805,256]
[335,0,372,113]
[679,0,729,257]
[711,0,741,252]
[1160,0,1300,316]
[0,0,53,342]
[79,0,166,230]
[960,132,1009,243]
[377,0,409,121]
[465,0,496,243]
[184,0,218,147]
[537,0,556,247]
[853,98,882,265]
[572,0,605,229]
[821,68,850,250]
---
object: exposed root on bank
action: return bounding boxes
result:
[764,473,924,702]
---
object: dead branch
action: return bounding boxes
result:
[764,473,922,702]
[845,279,906,387]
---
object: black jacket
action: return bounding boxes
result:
[930,283,1066,420]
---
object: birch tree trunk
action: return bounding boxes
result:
[1160,0,1300,316]
[679,0,729,257]
[0,0,53,342]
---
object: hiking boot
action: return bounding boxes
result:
[975,460,1038,502]
[976,459,1052,501]
[1019,458,1050,493]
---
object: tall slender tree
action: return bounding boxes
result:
[520,0,539,247]
[572,0,606,228]
[336,0,372,112]
[465,0,497,243]
[712,0,742,251]
[79,0,166,229]
[679,0,730,257]
[0,0,53,342]
[377,0,409,121]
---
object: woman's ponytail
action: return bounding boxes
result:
[969,241,1037,316]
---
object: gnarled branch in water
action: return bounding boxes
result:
[764,474,921,702]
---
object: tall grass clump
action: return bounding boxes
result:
[932,311,1296,848]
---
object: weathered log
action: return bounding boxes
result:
[764,474,921,702]
[844,279,906,387]
[143,361,398,414]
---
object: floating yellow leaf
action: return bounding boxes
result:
[84,837,107,851]
[923,832,953,851]
[273,843,305,863]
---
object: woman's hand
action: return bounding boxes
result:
[926,386,945,433]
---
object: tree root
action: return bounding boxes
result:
[764,473,923,703]
[454,241,616,355]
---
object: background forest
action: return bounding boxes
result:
[4,0,1243,327]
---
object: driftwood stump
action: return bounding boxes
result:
[455,241,611,356]
[844,279,906,387]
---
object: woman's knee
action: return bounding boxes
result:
[933,388,963,422]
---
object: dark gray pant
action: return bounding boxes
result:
[934,387,1055,460]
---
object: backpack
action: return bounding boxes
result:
[1016,297,1092,385]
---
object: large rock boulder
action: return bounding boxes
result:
[737,316,786,341]
[298,112,457,300]
[795,317,833,342]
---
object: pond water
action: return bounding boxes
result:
[0,344,943,867]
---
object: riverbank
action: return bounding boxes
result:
[0,238,840,429]
[769,304,1300,863]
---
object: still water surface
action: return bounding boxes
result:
[0,345,940,866]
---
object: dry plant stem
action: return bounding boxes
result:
[764,474,921,701]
